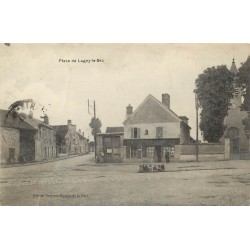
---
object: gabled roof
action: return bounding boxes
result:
[20,113,55,130]
[52,125,69,138]
[76,132,87,140]
[106,127,124,133]
[124,94,182,125]
[0,109,37,130]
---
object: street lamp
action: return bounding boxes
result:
[194,89,199,162]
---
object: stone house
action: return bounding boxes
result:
[53,120,77,155]
[0,109,36,164]
[77,130,89,155]
[0,110,56,164]
[123,93,191,162]
[53,120,88,156]
[20,113,57,161]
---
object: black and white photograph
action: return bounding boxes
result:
[0,43,250,206]
[1,1,250,249]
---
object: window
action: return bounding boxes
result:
[131,146,141,158]
[131,127,140,138]
[163,146,175,157]
[144,129,148,135]
[156,127,163,138]
[146,147,154,158]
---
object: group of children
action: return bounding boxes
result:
[139,163,165,173]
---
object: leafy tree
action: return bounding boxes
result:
[195,65,234,142]
[236,56,250,139]
[89,117,102,136]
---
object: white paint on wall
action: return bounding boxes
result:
[124,122,180,139]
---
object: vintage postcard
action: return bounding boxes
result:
[0,43,250,205]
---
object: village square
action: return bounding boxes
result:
[0,44,250,205]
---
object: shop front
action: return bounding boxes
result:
[123,138,179,163]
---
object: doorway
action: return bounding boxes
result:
[155,145,162,162]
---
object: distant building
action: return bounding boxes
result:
[53,120,88,156]
[53,120,78,155]
[223,59,249,156]
[88,141,95,152]
[96,127,124,163]
[77,129,89,155]
[123,93,191,162]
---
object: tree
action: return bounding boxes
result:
[195,65,234,142]
[89,117,102,136]
[236,56,250,141]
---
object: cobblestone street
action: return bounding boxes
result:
[0,153,250,205]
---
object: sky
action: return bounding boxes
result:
[0,44,250,140]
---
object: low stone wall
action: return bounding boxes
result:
[178,153,225,162]
[175,142,228,162]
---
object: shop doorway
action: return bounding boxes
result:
[155,145,162,162]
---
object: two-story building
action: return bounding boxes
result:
[53,120,77,156]
[53,120,88,156]
[0,109,36,164]
[0,110,56,164]
[123,93,191,163]
[77,129,89,155]
[21,113,57,161]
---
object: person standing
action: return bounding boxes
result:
[165,150,170,163]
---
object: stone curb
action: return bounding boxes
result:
[0,154,89,168]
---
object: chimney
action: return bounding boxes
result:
[78,129,81,134]
[179,116,189,125]
[126,104,133,119]
[162,93,170,108]
[67,120,72,126]
[82,132,84,137]
[44,114,49,125]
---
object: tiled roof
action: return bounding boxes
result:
[52,125,69,138]
[20,113,55,130]
[0,109,36,130]
[124,94,182,125]
[106,127,124,133]
[76,132,87,140]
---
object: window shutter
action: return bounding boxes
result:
[131,128,134,138]
[137,128,140,138]
[156,127,163,138]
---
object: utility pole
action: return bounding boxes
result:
[93,100,97,158]
[88,99,97,158]
[194,89,199,162]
